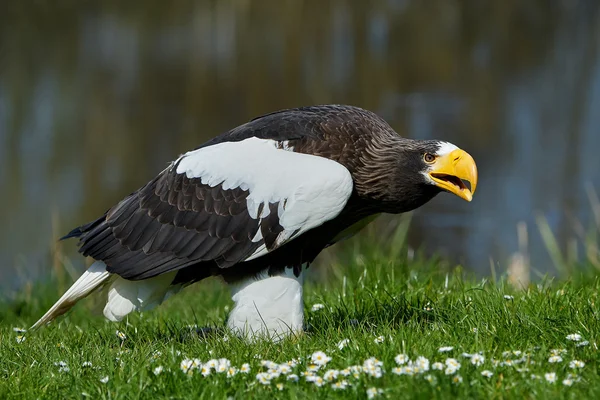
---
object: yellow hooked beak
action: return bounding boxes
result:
[428,149,478,202]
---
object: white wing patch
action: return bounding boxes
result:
[175,137,354,260]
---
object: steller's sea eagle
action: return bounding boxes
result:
[32,105,477,340]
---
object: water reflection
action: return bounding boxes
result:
[1,1,599,291]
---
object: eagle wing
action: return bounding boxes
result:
[76,137,353,280]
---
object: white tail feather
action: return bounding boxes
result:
[103,272,178,322]
[31,261,111,329]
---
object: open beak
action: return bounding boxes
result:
[428,149,478,202]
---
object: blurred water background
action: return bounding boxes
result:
[1,0,600,293]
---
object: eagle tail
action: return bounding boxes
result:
[31,261,112,329]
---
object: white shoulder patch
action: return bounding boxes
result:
[435,141,459,156]
[175,137,354,260]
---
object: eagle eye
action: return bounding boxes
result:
[424,153,436,163]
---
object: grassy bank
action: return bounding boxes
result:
[1,247,599,399]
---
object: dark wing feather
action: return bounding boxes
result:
[75,166,269,280]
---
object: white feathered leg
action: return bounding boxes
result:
[103,271,179,321]
[227,267,305,341]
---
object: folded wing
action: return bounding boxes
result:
[76,137,354,280]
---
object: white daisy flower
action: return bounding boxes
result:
[362,359,383,378]
[374,336,385,344]
[548,355,563,363]
[340,368,351,377]
[311,376,325,387]
[306,364,320,372]
[366,367,383,378]
[349,365,363,373]
[278,364,292,375]
[432,362,444,371]
[99,376,109,384]
[399,366,417,376]
[444,358,461,375]
[566,334,582,342]
[550,349,567,356]
[12,327,27,333]
[424,374,437,384]
[218,358,230,368]
[82,361,93,368]
[363,357,384,367]
[394,354,409,365]
[544,372,557,383]
[115,330,126,341]
[285,358,300,367]
[199,365,211,377]
[260,360,276,368]
[276,383,284,391]
[301,371,316,379]
[226,367,237,378]
[323,369,339,381]
[366,387,383,399]
[332,380,349,390]
[562,378,574,386]
[15,335,26,344]
[180,359,194,374]
[311,351,332,366]
[267,368,281,379]
[311,303,325,312]
[438,346,454,353]
[452,375,463,384]
[287,374,299,382]
[348,365,362,378]
[512,350,522,357]
[569,360,585,369]
[503,295,514,300]
[256,372,271,385]
[54,361,67,368]
[216,364,228,373]
[240,363,251,373]
[481,370,493,378]
[415,356,430,372]
[576,340,590,347]
[153,366,164,375]
[471,354,485,367]
[445,366,458,375]
[191,359,202,369]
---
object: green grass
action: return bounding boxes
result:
[1,247,600,399]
